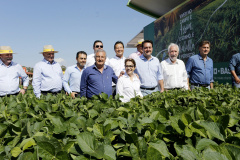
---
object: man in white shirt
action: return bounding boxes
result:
[0,46,29,97]
[85,40,110,67]
[161,43,188,90]
[128,39,144,59]
[32,45,63,98]
[109,41,126,96]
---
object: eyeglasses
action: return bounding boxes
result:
[95,45,103,48]
[125,65,134,68]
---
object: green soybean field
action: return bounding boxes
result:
[0,83,240,160]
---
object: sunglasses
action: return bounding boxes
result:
[95,45,103,48]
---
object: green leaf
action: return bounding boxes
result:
[11,147,22,157]
[199,121,225,141]
[146,147,162,160]
[88,109,99,118]
[140,117,153,124]
[130,143,140,160]
[37,141,56,159]
[116,107,130,112]
[103,145,116,160]
[196,138,218,151]
[184,126,193,137]
[113,143,125,149]
[148,140,169,158]
[77,132,104,159]
[93,123,104,138]
[19,138,36,151]
[218,115,230,130]
[174,143,200,160]
[18,152,34,160]
[100,93,108,101]
[203,151,229,160]
[224,144,240,159]
[56,151,70,160]
[182,113,192,126]
[189,122,207,137]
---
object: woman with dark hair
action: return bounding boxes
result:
[116,58,143,102]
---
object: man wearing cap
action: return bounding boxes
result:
[32,45,63,98]
[63,51,87,98]
[134,40,164,96]
[80,49,118,98]
[128,39,144,59]
[0,46,29,97]
[85,40,110,67]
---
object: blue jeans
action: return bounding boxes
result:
[140,87,159,96]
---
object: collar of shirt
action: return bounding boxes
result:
[75,64,86,71]
[114,56,125,60]
[42,58,57,64]
[0,59,14,67]
[123,73,138,81]
[93,64,107,71]
[140,54,153,61]
[166,58,179,64]
[136,51,142,56]
[198,53,209,61]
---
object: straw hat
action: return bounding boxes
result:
[0,46,16,54]
[40,45,58,54]
[134,39,144,47]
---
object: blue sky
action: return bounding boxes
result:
[0,0,155,67]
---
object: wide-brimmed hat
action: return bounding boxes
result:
[0,46,16,54]
[40,45,58,54]
[134,39,144,47]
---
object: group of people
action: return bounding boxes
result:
[1,39,238,102]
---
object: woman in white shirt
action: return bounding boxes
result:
[116,59,143,102]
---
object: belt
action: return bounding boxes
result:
[41,90,61,95]
[191,83,209,87]
[165,88,182,90]
[0,92,19,97]
[140,86,157,90]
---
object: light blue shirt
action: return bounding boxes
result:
[186,54,214,85]
[134,54,163,88]
[63,64,85,94]
[32,59,63,98]
[0,59,29,96]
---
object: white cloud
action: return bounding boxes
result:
[55,58,65,63]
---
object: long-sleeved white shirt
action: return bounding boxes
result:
[109,56,126,77]
[116,73,143,102]
[0,60,29,96]
[32,59,63,98]
[161,58,188,90]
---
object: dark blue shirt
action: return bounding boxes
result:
[229,53,240,84]
[80,65,118,98]
[186,54,214,85]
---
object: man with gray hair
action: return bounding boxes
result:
[161,43,188,90]
[80,49,118,98]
